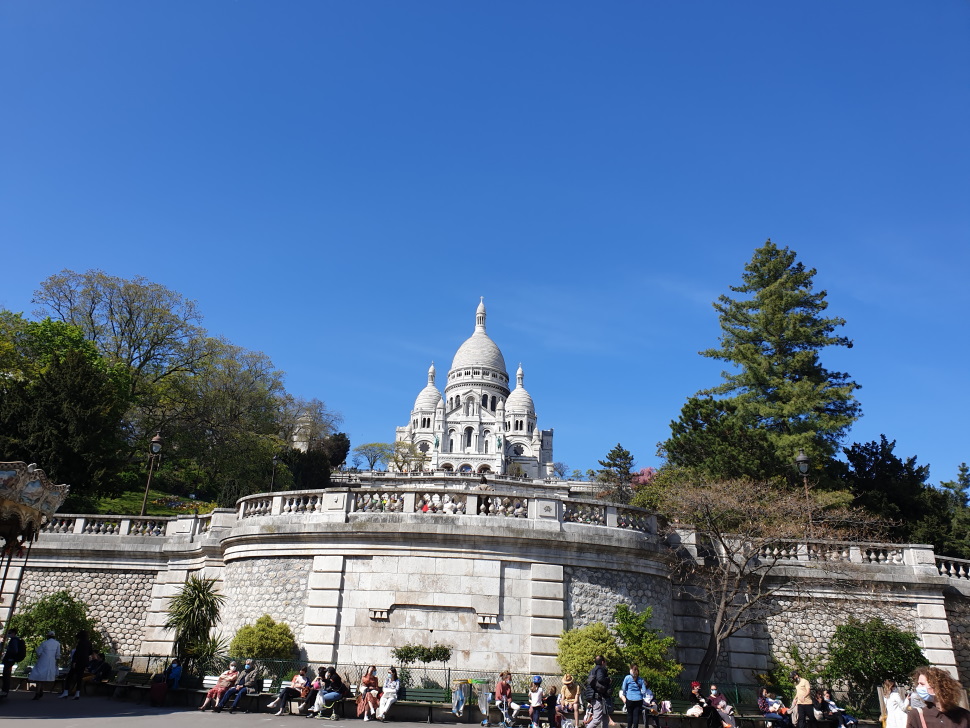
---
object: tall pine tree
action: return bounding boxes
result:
[662,240,861,478]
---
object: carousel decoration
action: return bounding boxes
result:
[0,462,70,626]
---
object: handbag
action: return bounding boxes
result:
[301,685,311,699]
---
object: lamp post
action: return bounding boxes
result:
[795,449,811,539]
[270,454,278,492]
[139,432,163,517]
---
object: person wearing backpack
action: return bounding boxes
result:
[1,628,27,697]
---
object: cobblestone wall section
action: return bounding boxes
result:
[18,567,156,655]
[945,596,970,685]
[564,566,673,635]
[764,598,917,664]
[220,557,312,649]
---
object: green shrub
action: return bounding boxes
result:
[822,617,926,711]
[612,604,682,699]
[8,590,105,663]
[557,622,624,680]
[230,614,298,660]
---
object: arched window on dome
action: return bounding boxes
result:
[483,430,491,453]
[490,396,496,411]
[464,427,473,449]
[481,394,488,408]
[449,429,456,453]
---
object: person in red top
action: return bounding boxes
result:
[495,671,513,721]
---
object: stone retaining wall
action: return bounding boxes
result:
[18,567,156,655]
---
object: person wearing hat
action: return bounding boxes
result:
[529,675,545,728]
[559,675,581,728]
[32,631,62,699]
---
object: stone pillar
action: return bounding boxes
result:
[917,599,960,677]
[141,567,191,654]
[529,563,564,673]
[304,555,345,663]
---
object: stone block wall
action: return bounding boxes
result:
[764,597,918,665]
[564,565,673,635]
[220,556,313,651]
[332,554,533,673]
[945,595,970,685]
[18,567,156,655]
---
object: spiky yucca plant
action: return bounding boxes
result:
[164,575,227,673]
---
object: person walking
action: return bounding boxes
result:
[620,664,647,728]
[790,672,817,728]
[59,630,92,700]
[906,666,970,728]
[31,631,61,699]
[585,655,612,728]
[0,628,27,698]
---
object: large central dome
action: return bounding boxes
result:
[450,299,508,375]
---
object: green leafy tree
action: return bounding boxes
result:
[822,618,926,711]
[353,443,393,470]
[319,433,351,469]
[164,575,227,672]
[0,315,131,509]
[597,444,636,503]
[612,604,682,698]
[663,240,861,478]
[761,645,826,701]
[557,622,625,680]
[229,614,297,660]
[8,590,105,663]
[940,463,969,508]
[659,397,784,482]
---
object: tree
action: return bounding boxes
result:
[8,590,105,662]
[229,614,297,660]
[823,618,926,710]
[663,241,861,477]
[642,477,882,682]
[611,604,682,698]
[940,463,970,508]
[552,462,569,479]
[597,444,636,503]
[388,441,425,472]
[830,436,958,554]
[319,432,351,469]
[353,443,393,470]
[164,575,227,671]
[659,397,785,482]
[33,269,211,401]
[0,315,131,509]
[557,622,625,680]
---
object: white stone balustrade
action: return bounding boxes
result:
[938,556,970,580]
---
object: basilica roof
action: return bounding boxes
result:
[450,299,508,375]
[505,364,535,414]
[414,362,442,410]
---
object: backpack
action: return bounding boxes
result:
[11,637,26,663]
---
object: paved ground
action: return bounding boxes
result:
[0,690,476,728]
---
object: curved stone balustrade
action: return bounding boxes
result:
[478,494,528,517]
[415,492,466,514]
[354,492,405,513]
[938,556,970,580]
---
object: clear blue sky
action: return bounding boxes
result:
[2,1,968,482]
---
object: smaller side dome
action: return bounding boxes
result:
[413,362,442,410]
[505,363,535,414]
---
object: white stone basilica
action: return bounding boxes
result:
[395,299,554,477]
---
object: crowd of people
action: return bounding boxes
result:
[0,628,109,701]
[4,631,970,728]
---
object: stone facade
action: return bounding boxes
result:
[221,556,313,651]
[764,597,918,665]
[946,596,970,685]
[564,565,673,635]
[18,566,156,655]
[8,490,970,683]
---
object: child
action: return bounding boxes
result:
[545,686,560,728]
[529,676,545,728]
